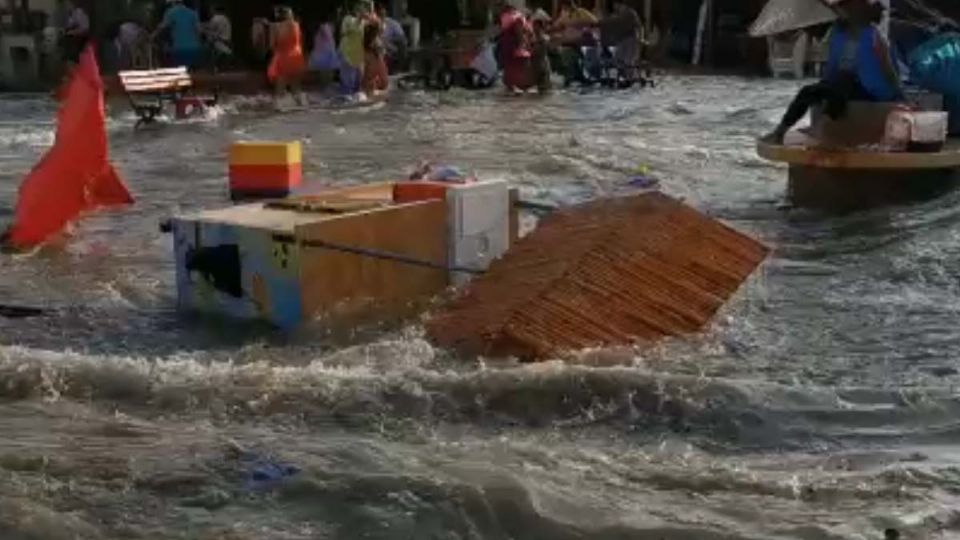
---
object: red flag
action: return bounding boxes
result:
[4,45,133,249]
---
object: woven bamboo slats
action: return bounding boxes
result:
[426,192,769,360]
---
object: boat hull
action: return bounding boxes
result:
[758,137,960,210]
[787,165,959,211]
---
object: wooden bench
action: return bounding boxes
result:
[118,67,216,128]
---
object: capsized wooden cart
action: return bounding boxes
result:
[169,181,769,359]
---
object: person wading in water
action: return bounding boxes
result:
[766,0,905,144]
[268,5,307,108]
[153,0,202,68]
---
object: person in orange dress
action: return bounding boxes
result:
[361,2,389,96]
[268,6,307,107]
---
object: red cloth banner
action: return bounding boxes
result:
[4,45,133,249]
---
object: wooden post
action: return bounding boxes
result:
[706,0,715,66]
[692,0,709,65]
[644,0,652,38]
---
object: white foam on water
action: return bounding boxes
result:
[0,125,54,151]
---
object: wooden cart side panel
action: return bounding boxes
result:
[294,200,451,322]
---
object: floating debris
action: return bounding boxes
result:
[427,192,769,360]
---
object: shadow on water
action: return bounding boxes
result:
[0,306,286,358]
[0,293,436,362]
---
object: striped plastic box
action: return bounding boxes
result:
[228,141,303,201]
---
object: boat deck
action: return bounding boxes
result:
[757,135,960,170]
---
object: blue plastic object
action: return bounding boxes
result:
[239,452,300,492]
[409,162,471,183]
[908,33,960,134]
[628,175,660,190]
[428,165,467,182]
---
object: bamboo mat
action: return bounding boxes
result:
[426,192,770,360]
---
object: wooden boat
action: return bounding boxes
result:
[757,136,960,210]
[757,99,960,210]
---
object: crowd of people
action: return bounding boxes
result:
[494,0,649,93]
[56,0,408,105]
[54,0,650,102]
[57,0,233,73]
[247,0,407,105]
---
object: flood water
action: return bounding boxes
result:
[2,77,960,539]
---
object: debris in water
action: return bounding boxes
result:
[628,175,659,190]
[182,488,232,510]
[241,453,300,492]
[426,192,769,360]
[628,164,660,189]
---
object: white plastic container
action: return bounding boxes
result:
[446,181,510,287]
[885,110,948,152]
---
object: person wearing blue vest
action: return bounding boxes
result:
[767,0,905,144]
[152,0,202,68]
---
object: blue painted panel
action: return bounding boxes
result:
[171,218,304,329]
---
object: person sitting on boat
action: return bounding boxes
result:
[766,0,905,144]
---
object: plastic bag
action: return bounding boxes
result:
[471,42,499,81]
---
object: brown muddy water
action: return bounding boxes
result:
[1,78,960,539]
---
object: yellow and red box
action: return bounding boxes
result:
[228,141,302,201]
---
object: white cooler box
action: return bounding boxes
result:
[885,110,949,152]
